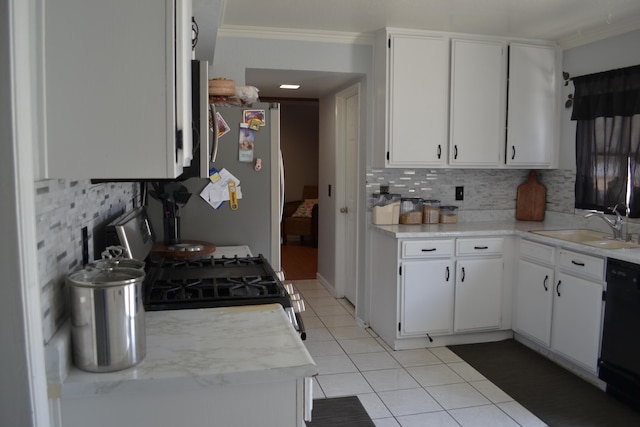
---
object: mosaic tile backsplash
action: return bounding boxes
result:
[35,179,141,343]
[366,168,577,215]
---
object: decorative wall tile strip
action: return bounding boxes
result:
[34,179,141,343]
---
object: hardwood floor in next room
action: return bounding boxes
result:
[281,241,318,280]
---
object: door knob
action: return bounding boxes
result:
[340,207,348,213]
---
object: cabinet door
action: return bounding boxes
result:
[449,39,506,166]
[506,44,557,167]
[401,260,454,336]
[388,35,449,167]
[454,258,503,331]
[551,272,604,372]
[44,0,192,179]
[514,259,554,346]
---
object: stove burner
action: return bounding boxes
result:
[164,258,212,269]
[217,256,258,266]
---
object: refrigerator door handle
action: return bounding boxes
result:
[279,149,285,221]
[210,103,219,163]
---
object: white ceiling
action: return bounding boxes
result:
[217,0,640,99]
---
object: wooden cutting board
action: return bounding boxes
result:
[516,170,546,221]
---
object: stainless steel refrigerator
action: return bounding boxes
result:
[148,102,283,270]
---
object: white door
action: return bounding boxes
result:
[336,84,360,304]
[401,260,454,336]
[551,272,604,372]
[449,39,506,166]
[514,259,554,345]
[454,258,503,331]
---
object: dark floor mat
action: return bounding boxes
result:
[449,339,640,427]
[306,396,374,427]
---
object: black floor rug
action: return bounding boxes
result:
[306,396,374,427]
[449,339,640,427]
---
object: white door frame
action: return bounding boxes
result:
[4,0,50,425]
[334,83,360,304]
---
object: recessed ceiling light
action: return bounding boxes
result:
[279,84,300,90]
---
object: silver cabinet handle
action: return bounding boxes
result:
[543,275,549,291]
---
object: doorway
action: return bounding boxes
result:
[276,99,320,280]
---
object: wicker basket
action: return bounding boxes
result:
[208,79,236,96]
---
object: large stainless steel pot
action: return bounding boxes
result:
[67,265,146,372]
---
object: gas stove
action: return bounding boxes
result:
[105,209,306,339]
[144,254,291,311]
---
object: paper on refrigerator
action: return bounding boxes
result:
[199,168,243,209]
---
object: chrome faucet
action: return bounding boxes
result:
[584,204,628,241]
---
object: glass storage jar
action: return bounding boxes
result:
[399,198,423,224]
[439,205,459,223]
[422,199,441,224]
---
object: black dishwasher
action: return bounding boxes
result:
[599,258,640,409]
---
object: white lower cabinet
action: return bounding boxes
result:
[551,272,604,372]
[454,258,503,331]
[370,231,509,349]
[401,260,454,336]
[514,258,554,345]
[515,240,604,373]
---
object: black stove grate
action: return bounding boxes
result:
[143,254,292,311]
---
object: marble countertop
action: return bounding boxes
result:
[60,304,317,399]
[371,219,640,264]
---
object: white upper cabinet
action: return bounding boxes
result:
[373,28,560,169]
[43,0,193,179]
[506,43,558,167]
[374,31,449,168]
[449,39,506,167]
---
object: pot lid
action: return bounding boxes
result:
[89,258,145,270]
[67,266,145,288]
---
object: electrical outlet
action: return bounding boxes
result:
[455,186,464,201]
[82,227,89,265]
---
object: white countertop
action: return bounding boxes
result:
[60,304,317,399]
[371,220,640,264]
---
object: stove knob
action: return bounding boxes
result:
[292,299,305,313]
[283,282,295,295]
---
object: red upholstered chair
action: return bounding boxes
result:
[281,185,319,247]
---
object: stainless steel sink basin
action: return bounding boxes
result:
[529,229,640,249]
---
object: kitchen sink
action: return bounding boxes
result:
[530,229,640,249]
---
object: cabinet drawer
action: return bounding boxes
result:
[402,240,454,258]
[456,238,503,256]
[520,239,555,265]
[558,249,605,281]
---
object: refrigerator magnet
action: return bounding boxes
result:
[216,112,230,138]
[238,123,254,162]
[248,118,262,131]
[243,109,265,127]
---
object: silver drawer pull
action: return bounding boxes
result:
[421,248,437,252]
[571,260,585,267]
[474,246,489,250]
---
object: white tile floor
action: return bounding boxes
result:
[294,279,548,427]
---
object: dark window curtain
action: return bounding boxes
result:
[572,65,640,217]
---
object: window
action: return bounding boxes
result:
[572,65,640,217]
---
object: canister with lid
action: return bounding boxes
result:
[439,205,459,223]
[422,199,441,224]
[399,198,423,224]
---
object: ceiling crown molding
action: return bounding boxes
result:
[217,25,374,45]
[557,15,640,49]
